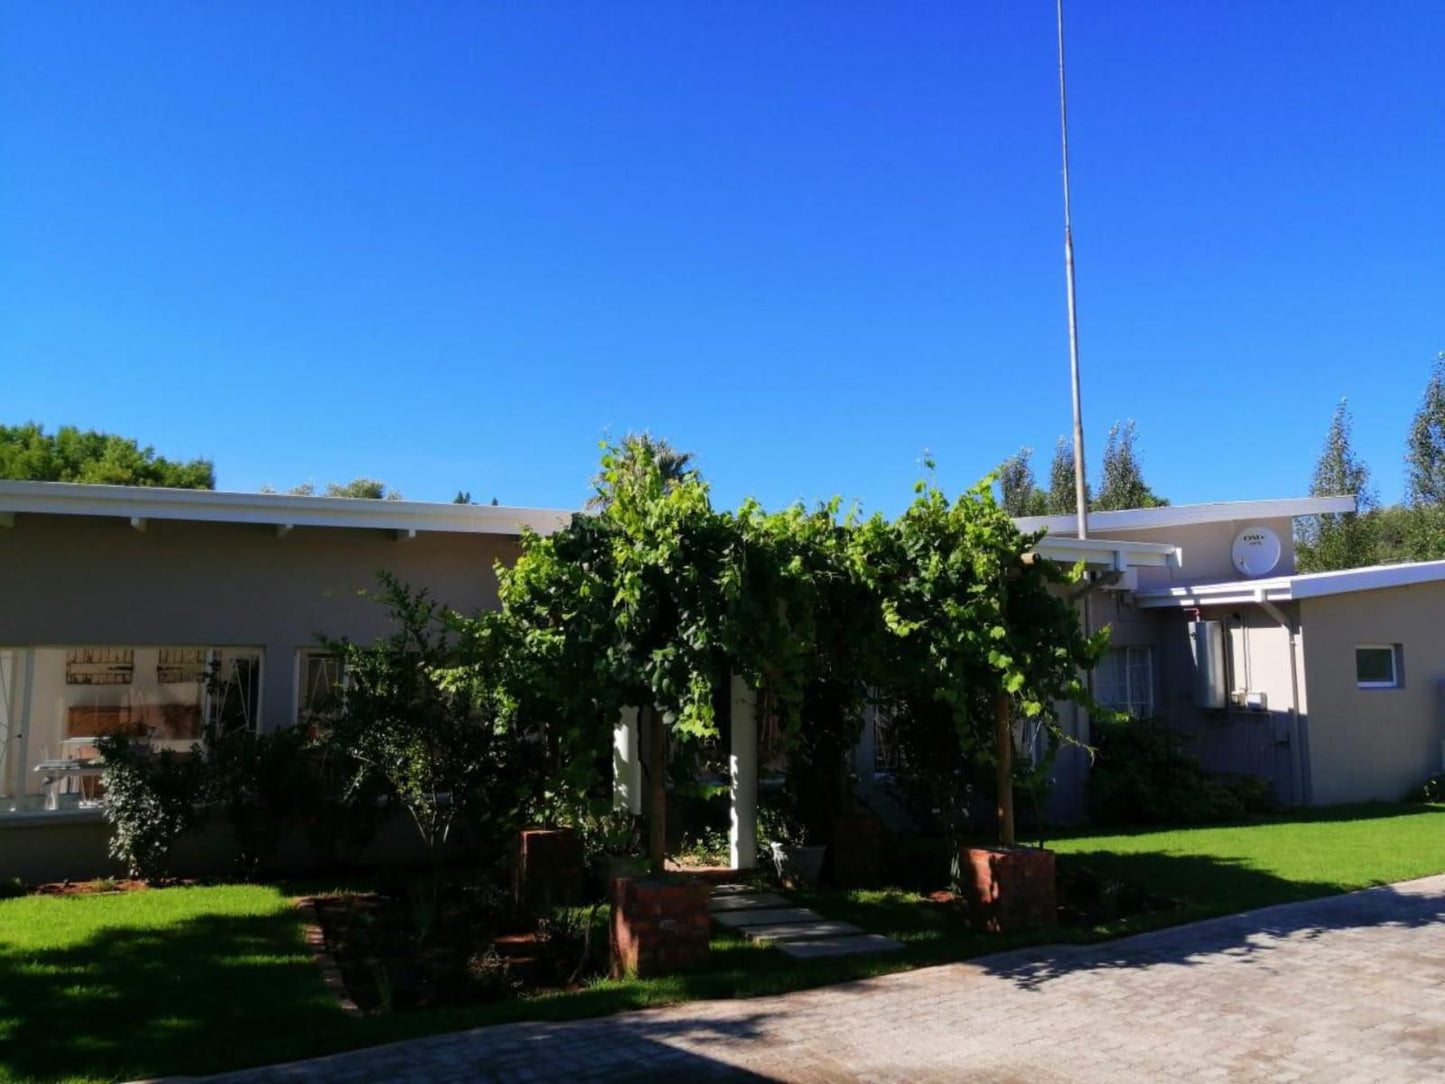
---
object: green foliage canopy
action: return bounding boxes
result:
[0,422,214,488]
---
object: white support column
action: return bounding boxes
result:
[613,706,642,814]
[729,673,758,870]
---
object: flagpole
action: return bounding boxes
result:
[1057,0,1088,540]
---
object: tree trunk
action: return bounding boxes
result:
[647,706,667,874]
[995,687,1015,846]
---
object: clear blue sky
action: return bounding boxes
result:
[2,2,1441,513]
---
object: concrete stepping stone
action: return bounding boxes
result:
[776,934,905,959]
[741,919,864,942]
[712,907,823,928]
[708,892,791,912]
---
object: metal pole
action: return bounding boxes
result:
[1057,0,1088,540]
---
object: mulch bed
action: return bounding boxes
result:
[309,883,608,1014]
[32,878,186,896]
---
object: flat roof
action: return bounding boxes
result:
[1014,495,1356,537]
[0,479,574,537]
[1135,559,1445,608]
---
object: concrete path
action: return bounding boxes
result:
[707,883,903,959]
[204,875,1445,1083]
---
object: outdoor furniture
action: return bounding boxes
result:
[32,758,106,811]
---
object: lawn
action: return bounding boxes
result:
[4,803,1444,1084]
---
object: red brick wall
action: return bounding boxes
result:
[610,876,711,978]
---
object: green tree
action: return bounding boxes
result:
[1399,353,1445,560]
[265,478,403,499]
[1406,354,1445,507]
[1046,435,1088,516]
[852,470,1108,848]
[997,448,1048,517]
[1295,400,1378,572]
[0,423,214,488]
[1094,420,1167,511]
[586,432,695,511]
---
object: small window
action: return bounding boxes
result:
[297,650,345,725]
[1096,646,1155,717]
[1355,645,1399,689]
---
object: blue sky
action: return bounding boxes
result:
[2,2,1441,513]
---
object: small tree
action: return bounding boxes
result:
[1296,400,1378,571]
[322,574,527,902]
[1094,420,1167,511]
[94,736,210,881]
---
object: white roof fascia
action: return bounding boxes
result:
[1031,535,1180,570]
[1135,558,1445,609]
[1013,495,1356,537]
[0,480,574,537]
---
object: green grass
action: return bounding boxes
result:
[5,803,1445,1083]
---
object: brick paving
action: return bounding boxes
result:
[204,874,1445,1083]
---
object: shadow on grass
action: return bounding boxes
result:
[980,850,1445,991]
[0,909,351,1083]
[0,906,789,1083]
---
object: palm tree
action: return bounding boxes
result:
[587,433,696,510]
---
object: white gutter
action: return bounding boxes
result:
[0,480,574,537]
[1014,494,1356,537]
[1135,557,1445,609]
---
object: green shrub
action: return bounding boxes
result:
[1405,772,1445,803]
[95,736,210,881]
[1087,716,1273,827]
[207,724,319,877]
[0,875,26,899]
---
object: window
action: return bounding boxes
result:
[1,645,263,817]
[296,650,345,725]
[1095,646,1155,717]
[1355,645,1400,689]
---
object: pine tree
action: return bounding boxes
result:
[1401,353,1445,560]
[1046,436,1088,516]
[997,448,1047,517]
[1405,354,1445,507]
[1295,400,1378,572]
[1094,420,1167,511]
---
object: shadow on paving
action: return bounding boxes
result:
[982,852,1445,991]
[211,1013,783,1083]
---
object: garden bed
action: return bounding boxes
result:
[309,883,608,1014]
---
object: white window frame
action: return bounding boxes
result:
[294,649,346,727]
[1097,645,1156,718]
[1355,644,1400,690]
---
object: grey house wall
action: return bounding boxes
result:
[1301,582,1445,804]
[0,512,518,731]
[1154,605,1304,807]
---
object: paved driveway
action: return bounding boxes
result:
[206,875,1445,1083]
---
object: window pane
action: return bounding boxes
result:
[1356,647,1396,686]
[4,645,263,817]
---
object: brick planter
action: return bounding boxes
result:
[829,813,883,887]
[961,845,1057,933]
[610,875,711,978]
[513,827,583,909]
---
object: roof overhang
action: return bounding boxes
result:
[1031,535,1180,571]
[1135,558,1445,609]
[1014,495,1356,537]
[0,480,574,537]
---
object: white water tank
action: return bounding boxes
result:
[1190,620,1227,710]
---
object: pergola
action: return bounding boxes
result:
[610,534,1181,871]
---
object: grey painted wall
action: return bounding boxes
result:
[1301,583,1445,804]
[0,512,518,732]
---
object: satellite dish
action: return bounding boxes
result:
[1232,525,1282,577]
